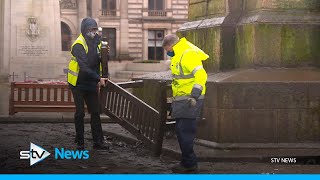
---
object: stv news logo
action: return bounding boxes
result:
[20,142,90,166]
[20,142,51,166]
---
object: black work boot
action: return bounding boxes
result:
[93,143,110,150]
[77,144,85,150]
[171,163,198,174]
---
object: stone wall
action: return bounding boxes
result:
[134,69,320,144]
[202,81,320,143]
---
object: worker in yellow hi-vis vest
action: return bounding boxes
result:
[67,17,109,150]
[162,34,208,173]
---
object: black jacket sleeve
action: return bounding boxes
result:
[71,43,100,82]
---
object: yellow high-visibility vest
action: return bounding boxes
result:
[67,34,102,86]
[170,38,209,98]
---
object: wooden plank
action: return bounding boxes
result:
[119,98,126,118]
[54,88,58,102]
[40,88,43,102]
[13,83,68,89]
[116,95,122,116]
[33,88,37,102]
[136,106,143,130]
[61,87,65,102]
[47,88,51,102]
[117,80,144,89]
[14,106,76,113]
[25,88,29,102]
[110,91,116,112]
[14,101,74,106]
[114,93,119,113]
[17,88,22,102]
[153,81,167,156]
[67,89,72,102]
[126,100,132,120]
[108,91,113,111]
[106,91,111,110]
[131,103,138,125]
[126,100,131,119]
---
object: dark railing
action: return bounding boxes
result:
[148,10,167,16]
[101,10,117,16]
[101,80,168,156]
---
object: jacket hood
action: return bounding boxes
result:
[80,17,98,35]
[173,37,209,61]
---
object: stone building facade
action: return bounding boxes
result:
[0,0,188,82]
[60,0,188,61]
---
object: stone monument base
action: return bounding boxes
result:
[133,68,320,144]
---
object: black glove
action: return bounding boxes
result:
[191,87,202,99]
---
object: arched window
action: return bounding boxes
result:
[61,22,72,51]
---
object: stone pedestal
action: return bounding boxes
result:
[8,0,67,82]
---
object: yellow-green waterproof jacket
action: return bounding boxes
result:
[170,37,209,119]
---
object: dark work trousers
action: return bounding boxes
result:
[175,118,197,168]
[71,88,104,145]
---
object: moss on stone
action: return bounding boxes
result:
[235,24,255,68]
[181,27,221,73]
[269,0,320,10]
[244,0,263,11]
[255,24,282,66]
[281,25,315,66]
[208,0,226,17]
[188,2,208,20]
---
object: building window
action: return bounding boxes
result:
[102,28,116,59]
[148,0,166,16]
[101,0,116,16]
[148,0,164,10]
[61,22,72,51]
[148,30,164,60]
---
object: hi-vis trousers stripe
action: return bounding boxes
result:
[173,95,204,101]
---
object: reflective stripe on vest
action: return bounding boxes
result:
[172,49,200,80]
[68,69,78,77]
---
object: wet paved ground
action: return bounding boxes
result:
[0,123,319,174]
